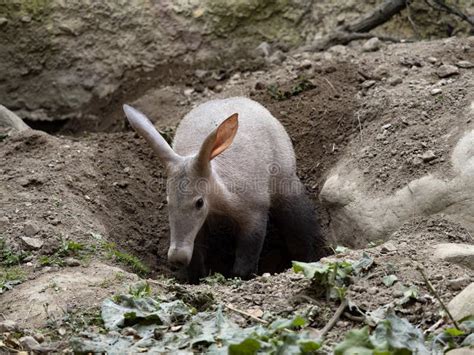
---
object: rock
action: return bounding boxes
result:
[20,236,43,250]
[456,60,474,69]
[362,80,376,89]
[0,216,9,228]
[433,243,474,270]
[381,242,397,253]
[254,82,265,90]
[183,88,194,97]
[388,77,403,86]
[267,50,286,65]
[362,37,381,52]
[436,64,460,78]
[421,150,437,163]
[64,258,81,267]
[448,282,474,321]
[194,69,208,80]
[426,57,438,64]
[24,222,40,237]
[430,88,442,95]
[299,59,312,69]
[0,319,18,332]
[0,17,7,27]
[20,16,32,23]
[122,327,138,337]
[19,336,41,351]
[33,333,45,343]
[0,105,31,132]
[213,85,223,93]
[447,277,470,291]
[255,41,271,58]
[328,45,348,56]
[64,257,81,267]
[447,348,474,355]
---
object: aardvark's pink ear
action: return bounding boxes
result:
[196,113,239,172]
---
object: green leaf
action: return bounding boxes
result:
[444,328,465,337]
[292,261,329,279]
[334,327,374,355]
[382,275,398,287]
[228,338,261,355]
[352,253,374,275]
[298,339,322,352]
[335,246,350,254]
[270,315,307,330]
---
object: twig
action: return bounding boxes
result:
[147,279,172,288]
[357,113,363,143]
[320,298,348,338]
[424,0,474,27]
[425,318,444,334]
[343,311,365,322]
[225,304,269,325]
[415,264,460,330]
[406,1,421,38]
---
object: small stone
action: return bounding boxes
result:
[20,15,32,23]
[267,50,286,65]
[116,180,128,188]
[433,243,474,270]
[33,333,45,343]
[328,45,348,56]
[254,82,265,90]
[427,57,438,64]
[381,242,397,253]
[21,236,43,250]
[388,77,403,86]
[64,257,81,267]
[19,336,41,351]
[362,80,376,89]
[430,88,442,95]
[436,64,460,78]
[448,282,474,321]
[58,327,67,336]
[421,150,437,163]
[362,37,381,52]
[299,59,312,69]
[456,60,474,69]
[24,222,40,236]
[368,287,378,295]
[194,69,208,80]
[0,216,9,228]
[255,41,271,58]
[213,85,223,93]
[447,348,474,355]
[447,277,470,291]
[0,320,18,332]
[382,123,392,130]
[183,88,194,97]
[0,17,8,27]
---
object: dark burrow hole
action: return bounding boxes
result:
[23,118,70,134]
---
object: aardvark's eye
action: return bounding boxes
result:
[195,198,204,209]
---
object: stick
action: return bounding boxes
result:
[424,0,474,27]
[225,304,269,325]
[304,0,408,51]
[415,264,460,330]
[424,318,444,334]
[320,298,348,338]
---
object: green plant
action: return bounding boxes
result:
[0,266,26,294]
[103,242,149,276]
[0,238,29,266]
[267,77,316,101]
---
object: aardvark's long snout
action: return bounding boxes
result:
[167,244,193,267]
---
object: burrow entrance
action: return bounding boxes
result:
[36,61,361,279]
